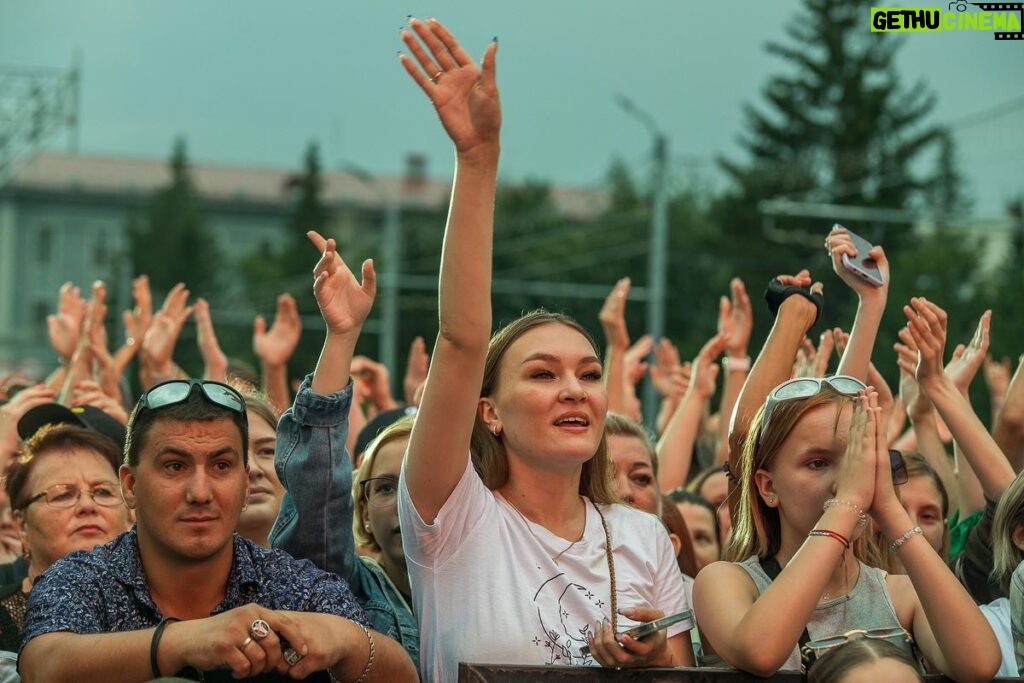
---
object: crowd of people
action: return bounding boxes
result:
[0,16,1021,683]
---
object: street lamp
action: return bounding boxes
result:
[614,94,669,430]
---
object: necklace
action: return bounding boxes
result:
[504,495,618,632]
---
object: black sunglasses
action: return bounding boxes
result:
[140,379,245,415]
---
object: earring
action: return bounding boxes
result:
[767,495,775,504]
[491,425,500,436]
[364,523,371,531]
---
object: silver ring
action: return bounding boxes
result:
[430,70,443,83]
[283,647,303,666]
[241,636,254,651]
[249,618,271,640]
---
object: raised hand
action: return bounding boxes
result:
[111,274,153,378]
[623,334,654,388]
[253,293,302,368]
[719,277,753,359]
[833,392,877,515]
[402,336,429,406]
[895,329,932,420]
[308,231,376,337]
[46,282,87,362]
[599,277,632,352]
[649,338,687,399]
[69,380,129,424]
[825,226,889,299]
[984,354,1012,410]
[194,298,228,382]
[944,309,991,396]
[400,17,500,159]
[141,283,193,382]
[900,297,949,391]
[688,333,727,401]
[350,355,398,412]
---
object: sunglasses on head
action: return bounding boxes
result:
[140,379,245,416]
[801,626,913,671]
[759,375,867,446]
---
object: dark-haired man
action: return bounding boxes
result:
[20,380,417,683]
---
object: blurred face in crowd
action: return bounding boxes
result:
[699,470,731,545]
[608,434,659,515]
[16,447,130,578]
[898,474,945,554]
[361,435,408,578]
[677,500,720,572]
[237,412,285,546]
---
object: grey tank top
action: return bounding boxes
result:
[736,555,914,671]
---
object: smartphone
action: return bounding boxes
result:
[834,224,883,287]
[889,449,908,486]
[580,609,693,656]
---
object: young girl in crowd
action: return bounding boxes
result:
[991,470,1024,675]
[396,17,693,682]
[235,389,285,548]
[668,488,721,573]
[806,638,923,683]
[692,372,999,680]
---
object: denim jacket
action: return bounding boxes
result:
[269,375,420,667]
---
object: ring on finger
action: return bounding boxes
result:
[283,647,303,667]
[250,618,271,640]
[430,70,443,83]
[241,636,254,651]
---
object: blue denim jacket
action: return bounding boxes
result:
[269,376,420,667]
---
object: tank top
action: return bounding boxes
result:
[735,554,915,671]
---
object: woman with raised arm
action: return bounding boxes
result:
[692,377,1000,681]
[396,18,692,683]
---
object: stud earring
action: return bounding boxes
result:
[767,495,775,504]
[364,523,371,531]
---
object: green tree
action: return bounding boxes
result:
[128,138,221,297]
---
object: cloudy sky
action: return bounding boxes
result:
[1,1,1020,216]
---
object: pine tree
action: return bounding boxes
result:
[128,138,221,298]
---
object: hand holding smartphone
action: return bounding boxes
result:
[580,609,693,656]
[832,224,883,288]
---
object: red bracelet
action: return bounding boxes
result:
[809,528,850,549]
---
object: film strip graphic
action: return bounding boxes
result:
[961,2,1024,39]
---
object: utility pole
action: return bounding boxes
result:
[380,193,402,385]
[615,94,669,429]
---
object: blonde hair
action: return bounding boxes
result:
[992,470,1024,594]
[353,415,415,552]
[469,310,617,504]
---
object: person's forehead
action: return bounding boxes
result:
[504,323,597,365]
[370,438,409,475]
[607,434,653,468]
[138,416,243,453]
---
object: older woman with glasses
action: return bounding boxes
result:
[692,372,999,682]
[0,424,130,650]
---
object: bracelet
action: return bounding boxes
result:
[823,498,868,529]
[722,356,751,373]
[889,526,923,553]
[150,616,181,678]
[328,622,376,683]
[809,528,850,549]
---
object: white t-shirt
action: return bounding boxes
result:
[399,458,692,683]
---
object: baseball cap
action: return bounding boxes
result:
[17,403,127,452]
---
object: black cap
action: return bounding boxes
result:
[353,406,417,458]
[17,403,127,452]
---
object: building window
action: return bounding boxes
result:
[37,226,52,263]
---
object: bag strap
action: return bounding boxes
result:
[759,556,812,650]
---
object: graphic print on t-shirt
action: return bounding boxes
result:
[532,571,605,665]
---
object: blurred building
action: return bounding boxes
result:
[0,151,608,371]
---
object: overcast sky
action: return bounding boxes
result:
[1,1,1020,217]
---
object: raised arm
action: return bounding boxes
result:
[715,278,753,464]
[900,301,1014,503]
[727,271,821,517]
[826,226,889,382]
[598,277,633,417]
[400,18,500,523]
[993,354,1024,472]
[253,293,302,413]
[270,231,375,578]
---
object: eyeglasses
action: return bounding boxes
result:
[801,627,912,667]
[22,482,123,510]
[359,476,398,510]
[141,380,245,415]
[759,375,867,445]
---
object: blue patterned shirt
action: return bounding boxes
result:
[22,528,369,675]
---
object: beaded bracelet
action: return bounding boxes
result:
[889,526,923,553]
[328,622,376,683]
[823,498,868,529]
[809,528,850,550]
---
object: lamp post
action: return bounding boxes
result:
[614,95,669,430]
